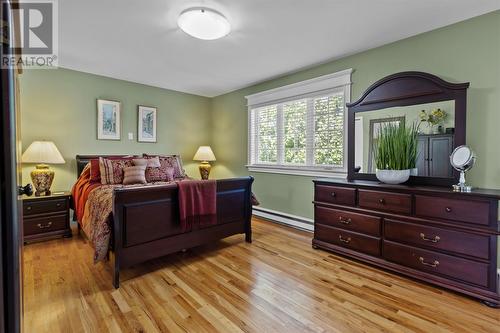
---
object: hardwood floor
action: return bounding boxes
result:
[23,218,499,333]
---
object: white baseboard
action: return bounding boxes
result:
[252,206,314,232]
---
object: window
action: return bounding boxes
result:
[247,69,352,176]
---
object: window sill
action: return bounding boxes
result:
[247,165,347,178]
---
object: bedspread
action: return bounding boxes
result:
[81,185,116,262]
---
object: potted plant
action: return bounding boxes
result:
[374,121,418,184]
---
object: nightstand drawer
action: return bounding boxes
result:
[24,214,67,236]
[24,198,67,216]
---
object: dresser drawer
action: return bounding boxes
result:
[315,185,356,206]
[24,198,68,216]
[415,195,489,226]
[385,219,490,260]
[358,189,411,214]
[384,241,490,288]
[315,206,381,236]
[24,214,68,236]
[315,224,380,257]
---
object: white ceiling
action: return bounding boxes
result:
[60,0,500,97]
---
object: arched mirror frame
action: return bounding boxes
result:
[346,71,469,187]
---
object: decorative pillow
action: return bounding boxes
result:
[90,156,137,182]
[99,157,133,184]
[132,158,148,167]
[123,165,147,185]
[144,154,185,179]
[145,164,175,183]
[90,159,101,182]
[133,157,160,168]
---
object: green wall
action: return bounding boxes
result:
[211,11,500,221]
[20,68,212,191]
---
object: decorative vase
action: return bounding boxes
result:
[30,164,55,196]
[410,168,418,176]
[375,169,411,185]
[198,161,212,180]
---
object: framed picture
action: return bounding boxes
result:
[137,105,157,143]
[97,99,121,140]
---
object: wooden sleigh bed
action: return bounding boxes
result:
[74,155,254,288]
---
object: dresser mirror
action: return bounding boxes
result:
[354,100,455,176]
[347,72,469,186]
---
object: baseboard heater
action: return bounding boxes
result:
[252,206,313,232]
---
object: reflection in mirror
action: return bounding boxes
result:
[354,100,455,177]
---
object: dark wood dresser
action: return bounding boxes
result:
[22,192,72,243]
[313,179,500,306]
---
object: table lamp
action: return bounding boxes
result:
[193,146,216,180]
[21,141,65,196]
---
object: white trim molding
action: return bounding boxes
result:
[246,68,352,177]
[245,68,353,107]
[253,206,314,232]
[247,165,348,178]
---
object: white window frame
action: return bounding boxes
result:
[246,69,352,177]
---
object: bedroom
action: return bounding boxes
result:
[1,0,500,332]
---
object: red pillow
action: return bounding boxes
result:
[90,159,101,183]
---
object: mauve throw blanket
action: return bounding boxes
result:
[177,179,217,231]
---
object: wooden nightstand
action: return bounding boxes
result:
[22,192,72,243]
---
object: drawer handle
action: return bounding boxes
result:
[338,235,351,244]
[445,207,452,213]
[379,198,385,204]
[36,222,52,229]
[418,256,439,268]
[331,192,336,197]
[26,206,32,211]
[56,203,62,207]
[420,233,440,243]
[338,217,352,225]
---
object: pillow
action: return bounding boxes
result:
[132,158,148,167]
[145,165,175,183]
[99,157,133,184]
[90,159,101,182]
[133,157,160,168]
[144,154,185,179]
[123,165,147,185]
[90,156,138,182]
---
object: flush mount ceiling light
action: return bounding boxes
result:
[177,8,230,40]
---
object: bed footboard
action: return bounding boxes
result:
[111,177,254,288]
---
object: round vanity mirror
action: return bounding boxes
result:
[450,145,474,170]
[449,145,475,192]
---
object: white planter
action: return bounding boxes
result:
[376,169,411,185]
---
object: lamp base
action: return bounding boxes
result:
[31,164,55,196]
[198,162,211,180]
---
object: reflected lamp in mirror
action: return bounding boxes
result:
[193,146,216,180]
[21,141,65,196]
[450,145,475,192]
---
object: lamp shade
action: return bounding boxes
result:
[21,141,65,164]
[193,146,216,162]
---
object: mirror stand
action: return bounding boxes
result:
[452,171,472,192]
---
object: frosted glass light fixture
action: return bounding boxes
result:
[178,8,230,40]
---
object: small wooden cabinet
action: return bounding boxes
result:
[313,179,500,306]
[22,192,72,243]
[416,134,454,177]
